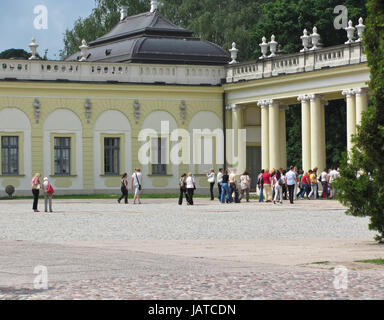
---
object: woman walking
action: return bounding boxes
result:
[207,169,215,201]
[229,170,240,203]
[308,169,318,200]
[239,171,251,202]
[186,172,196,205]
[220,169,233,204]
[118,173,128,204]
[178,173,188,205]
[43,177,54,213]
[31,173,41,212]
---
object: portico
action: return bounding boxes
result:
[224,41,370,174]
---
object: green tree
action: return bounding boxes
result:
[250,0,368,58]
[336,0,384,242]
[0,49,30,59]
[0,48,47,60]
[61,0,148,59]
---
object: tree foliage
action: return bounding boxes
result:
[61,0,148,59]
[250,0,368,58]
[336,0,384,242]
[0,49,30,59]
[0,48,46,60]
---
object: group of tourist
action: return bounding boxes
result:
[256,166,341,204]
[30,166,341,212]
[30,168,143,213]
[31,173,54,213]
[117,168,143,205]
[186,166,341,205]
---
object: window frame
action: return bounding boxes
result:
[104,137,121,176]
[1,135,19,175]
[54,137,71,176]
[150,136,168,176]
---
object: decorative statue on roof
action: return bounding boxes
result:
[150,0,159,12]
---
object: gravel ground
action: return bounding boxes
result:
[0,199,375,241]
[1,198,382,300]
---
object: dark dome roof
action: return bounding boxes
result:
[66,10,231,65]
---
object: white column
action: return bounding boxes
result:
[225,105,233,168]
[268,99,281,170]
[258,100,269,170]
[298,95,311,172]
[279,105,288,169]
[231,105,246,174]
[342,89,357,154]
[309,94,326,171]
[354,88,369,126]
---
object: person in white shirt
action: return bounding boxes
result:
[273,170,284,204]
[131,168,142,204]
[320,169,329,199]
[329,168,340,199]
[207,169,215,201]
[285,166,296,204]
[186,172,196,205]
[239,171,251,202]
[217,168,223,201]
[42,177,53,213]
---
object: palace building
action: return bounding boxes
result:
[0,1,370,196]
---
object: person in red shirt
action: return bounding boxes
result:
[299,171,310,199]
[262,169,272,202]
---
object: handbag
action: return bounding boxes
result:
[135,173,142,191]
[46,183,54,195]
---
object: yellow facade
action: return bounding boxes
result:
[0,81,224,195]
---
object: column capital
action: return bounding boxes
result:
[297,94,311,103]
[266,99,281,107]
[353,88,369,97]
[307,94,324,102]
[342,89,356,98]
[226,104,244,112]
[257,100,269,109]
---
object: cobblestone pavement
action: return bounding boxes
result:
[0,199,383,300]
[1,269,384,300]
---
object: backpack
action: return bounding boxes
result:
[278,176,285,186]
[46,183,54,195]
[179,177,186,189]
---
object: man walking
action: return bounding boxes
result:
[131,168,142,204]
[286,166,296,204]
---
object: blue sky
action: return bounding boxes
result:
[0,0,96,60]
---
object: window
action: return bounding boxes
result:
[104,137,120,175]
[151,137,167,175]
[1,136,19,175]
[54,137,71,175]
